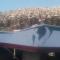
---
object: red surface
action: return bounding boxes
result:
[0,43,60,53]
[0,43,40,53]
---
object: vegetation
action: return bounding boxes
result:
[0,8,60,31]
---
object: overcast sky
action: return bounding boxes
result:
[0,0,60,11]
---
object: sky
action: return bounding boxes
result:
[0,0,60,11]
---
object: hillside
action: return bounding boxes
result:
[0,8,60,31]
